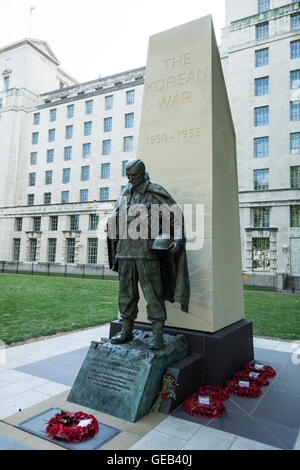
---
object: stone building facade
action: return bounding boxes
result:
[221,0,300,276]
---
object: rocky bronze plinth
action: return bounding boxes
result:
[67,331,188,422]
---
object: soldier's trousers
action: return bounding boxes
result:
[118,258,167,323]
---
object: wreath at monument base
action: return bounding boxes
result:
[225,378,262,398]
[182,395,226,418]
[242,363,276,378]
[46,411,99,443]
[196,385,230,402]
[233,370,270,387]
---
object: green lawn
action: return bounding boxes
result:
[0,274,299,345]
[0,275,119,344]
[244,291,300,341]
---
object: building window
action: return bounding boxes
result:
[256,22,269,40]
[255,48,269,67]
[291,101,300,121]
[100,187,109,201]
[33,113,40,125]
[85,100,93,114]
[47,149,54,163]
[81,165,90,181]
[88,238,98,264]
[254,137,269,158]
[105,95,113,110]
[32,132,39,145]
[29,239,37,262]
[48,129,55,142]
[291,206,300,227]
[290,132,300,153]
[50,109,57,122]
[66,125,73,139]
[254,106,269,126]
[126,90,135,105]
[64,146,72,161]
[15,217,22,232]
[291,166,300,189]
[30,152,37,165]
[45,170,53,185]
[28,194,34,206]
[291,13,300,30]
[50,216,58,231]
[13,239,21,261]
[63,168,71,183]
[67,104,74,118]
[70,215,79,231]
[258,0,270,13]
[255,77,269,96]
[252,238,270,272]
[101,163,110,179]
[67,238,76,263]
[125,112,134,128]
[290,70,300,89]
[48,239,57,262]
[102,139,111,155]
[123,136,133,152]
[80,189,89,202]
[253,207,270,228]
[44,193,51,205]
[122,160,128,176]
[90,214,99,230]
[84,121,92,136]
[83,143,91,158]
[33,217,41,232]
[291,40,300,59]
[104,117,112,132]
[61,191,69,203]
[29,172,36,186]
[254,169,269,191]
[4,76,10,91]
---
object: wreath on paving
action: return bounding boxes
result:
[46,410,99,443]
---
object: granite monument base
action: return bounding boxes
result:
[67,331,188,422]
[110,319,254,388]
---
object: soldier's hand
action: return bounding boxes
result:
[168,240,183,255]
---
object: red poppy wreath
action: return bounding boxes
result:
[46,411,99,443]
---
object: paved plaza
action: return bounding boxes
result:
[0,325,299,450]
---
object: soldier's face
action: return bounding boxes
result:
[126,167,145,187]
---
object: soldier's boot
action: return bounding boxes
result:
[111,319,134,344]
[149,321,165,351]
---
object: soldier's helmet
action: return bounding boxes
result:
[151,234,173,251]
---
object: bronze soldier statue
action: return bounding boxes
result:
[107,159,190,350]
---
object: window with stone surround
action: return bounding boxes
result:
[27,194,34,206]
[13,239,21,261]
[105,95,113,110]
[100,187,109,201]
[61,191,69,203]
[44,193,51,205]
[101,163,110,179]
[104,117,112,132]
[254,106,269,126]
[50,109,57,122]
[30,152,37,165]
[33,217,41,232]
[63,168,71,184]
[291,40,300,59]
[84,121,92,136]
[70,215,79,231]
[123,136,133,152]
[258,0,270,13]
[50,216,58,231]
[15,218,22,232]
[81,165,90,181]
[253,207,270,228]
[254,137,269,158]
[45,170,53,185]
[256,22,269,40]
[255,77,269,96]
[48,238,57,262]
[32,132,39,145]
[33,113,40,125]
[29,238,37,262]
[290,132,300,153]
[67,104,74,118]
[67,238,76,263]
[252,238,270,272]
[80,189,88,202]
[254,169,269,190]
[29,172,36,186]
[291,166,300,188]
[290,70,300,89]
[47,149,54,163]
[291,206,300,227]
[88,238,98,264]
[83,143,91,158]
[64,146,72,161]
[255,48,269,67]
[291,13,300,30]
[125,112,134,128]
[48,129,55,142]
[126,90,135,105]
[102,140,111,155]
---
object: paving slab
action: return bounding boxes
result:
[0,433,32,450]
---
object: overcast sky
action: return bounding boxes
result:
[0,0,226,83]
